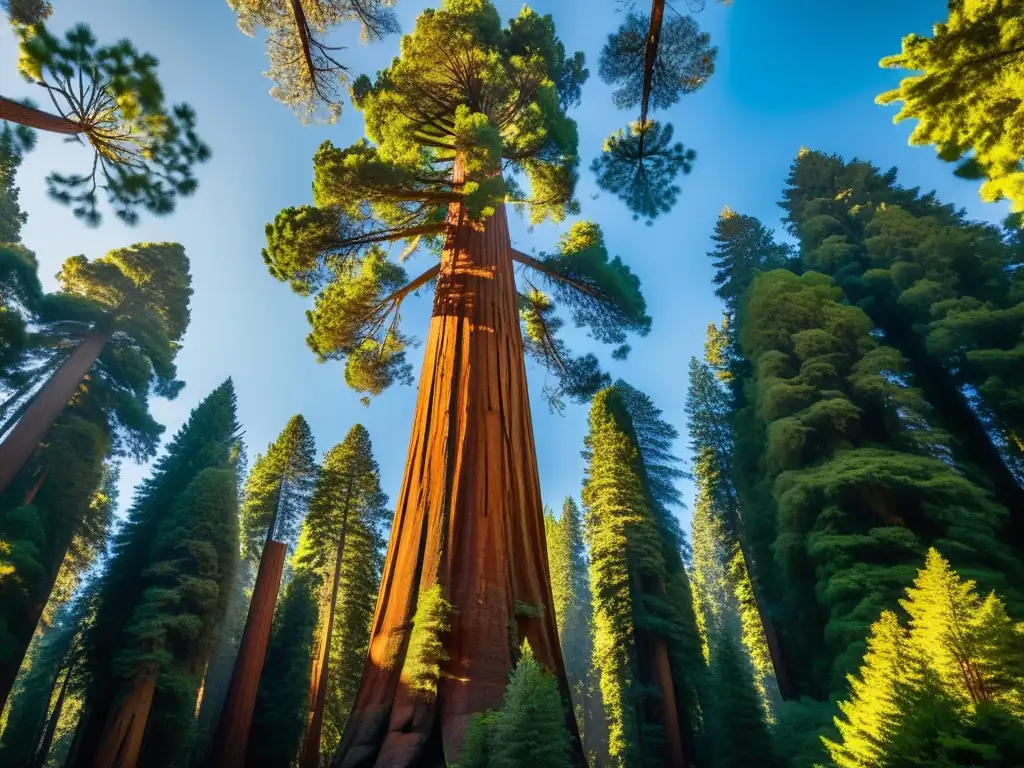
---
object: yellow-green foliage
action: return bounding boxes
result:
[404,582,451,701]
[824,548,1024,766]
[727,545,775,720]
[877,0,1024,210]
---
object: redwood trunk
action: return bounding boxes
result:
[32,658,75,768]
[740,545,796,700]
[651,636,685,766]
[93,668,157,768]
[23,466,49,506]
[0,332,108,496]
[0,96,82,135]
[640,0,666,125]
[333,159,584,767]
[208,540,287,768]
[300,507,350,768]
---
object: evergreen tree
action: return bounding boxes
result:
[545,498,604,763]
[1,0,51,26]
[2,22,210,225]
[458,641,573,768]
[261,4,649,762]
[583,384,702,768]
[708,633,780,768]
[297,424,389,766]
[228,0,399,123]
[240,414,318,559]
[740,268,1024,698]
[70,380,242,768]
[708,207,790,321]
[823,548,1024,767]
[877,0,1024,211]
[780,149,1024,546]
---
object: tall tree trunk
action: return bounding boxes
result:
[299,503,350,768]
[92,667,157,768]
[651,636,685,766]
[208,540,287,768]
[638,0,666,154]
[333,158,584,768]
[0,96,82,135]
[0,331,108,496]
[22,465,49,506]
[31,657,75,768]
[739,545,796,701]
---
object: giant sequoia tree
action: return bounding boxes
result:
[1,22,210,225]
[877,0,1024,211]
[582,383,704,768]
[70,380,242,768]
[261,3,651,764]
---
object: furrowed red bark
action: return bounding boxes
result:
[93,667,157,768]
[32,658,75,768]
[333,157,585,767]
[0,96,82,135]
[0,331,108,497]
[299,504,350,768]
[208,540,287,768]
[652,632,685,766]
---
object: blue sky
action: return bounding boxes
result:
[0,0,1011,533]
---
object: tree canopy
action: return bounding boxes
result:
[877,0,1024,212]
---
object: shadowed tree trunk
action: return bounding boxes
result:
[651,636,685,766]
[0,95,81,135]
[299,494,351,768]
[93,667,157,768]
[739,545,796,701]
[333,157,584,768]
[31,657,75,768]
[209,540,287,768]
[0,331,108,496]
[22,466,49,507]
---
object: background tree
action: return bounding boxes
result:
[260,3,651,763]
[593,3,717,221]
[69,380,242,768]
[583,383,703,768]
[2,0,52,26]
[877,0,1024,212]
[240,413,318,560]
[227,0,399,124]
[2,22,210,225]
[823,548,1024,766]
[780,149,1024,547]
[297,424,389,767]
[545,498,605,764]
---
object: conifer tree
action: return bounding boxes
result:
[823,548,1024,767]
[70,380,242,768]
[458,641,574,768]
[740,268,1024,697]
[297,424,389,767]
[228,0,399,124]
[583,384,702,768]
[545,498,604,763]
[708,633,780,768]
[593,4,716,222]
[780,149,1024,546]
[261,3,651,762]
[877,0,1024,211]
[240,414,318,560]
[1,22,210,225]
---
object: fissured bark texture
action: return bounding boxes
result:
[333,160,584,768]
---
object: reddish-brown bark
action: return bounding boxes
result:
[0,331,108,496]
[32,658,75,768]
[651,637,685,767]
[740,545,796,700]
[0,95,82,135]
[209,540,287,768]
[640,0,666,128]
[93,667,157,768]
[22,465,49,507]
[299,502,350,768]
[333,159,584,767]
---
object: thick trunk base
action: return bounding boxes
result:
[333,177,583,767]
[92,670,156,768]
[209,540,287,768]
